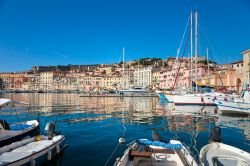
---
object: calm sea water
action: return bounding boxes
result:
[0,93,249,166]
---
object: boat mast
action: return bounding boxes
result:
[190,12,193,92]
[206,47,210,85]
[138,59,139,87]
[123,47,125,90]
[195,11,198,93]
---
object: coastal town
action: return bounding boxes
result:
[0,0,250,165]
[0,49,249,93]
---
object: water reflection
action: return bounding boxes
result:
[0,93,249,165]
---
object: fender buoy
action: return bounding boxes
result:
[201,97,204,102]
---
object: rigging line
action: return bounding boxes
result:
[174,15,191,67]
[104,99,126,166]
[173,29,191,90]
[197,21,224,86]
[104,142,120,166]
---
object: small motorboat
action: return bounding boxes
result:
[215,90,250,115]
[200,126,250,166]
[0,120,40,148]
[0,98,40,147]
[114,132,198,166]
[200,143,250,166]
[0,122,67,166]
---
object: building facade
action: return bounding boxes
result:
[242,49,250,88]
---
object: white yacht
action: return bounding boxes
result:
[215,90,250,115]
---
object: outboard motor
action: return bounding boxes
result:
[152,131,164,142]
[45,122,60,139]
[208,126,221,143]
[0,120,10,130]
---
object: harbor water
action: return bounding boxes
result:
[0,93,249,166]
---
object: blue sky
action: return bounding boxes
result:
[0,0,249,72]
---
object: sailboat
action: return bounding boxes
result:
[116,48,150,95]
[164,12,236,106]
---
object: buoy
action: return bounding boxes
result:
[35,135,42,141]
[201,97,204,102]
[119,138,125,144]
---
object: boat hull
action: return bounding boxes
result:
[163,92,236,106]
[215,100,250,115]
[200,142,250,166]
[0,120,40,148]
[0,135,65,166]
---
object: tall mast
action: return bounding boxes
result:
[195,11,198,93]
[122,47,125,90]
[128,60,131,88]
[190,12,193,92]
[206,47,210,85]
[138,59,139,87]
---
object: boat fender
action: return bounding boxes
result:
[119,138,125,144]
[47,150,52,160]
[137,139,182,149]
[35,135,42,141]
[56,144,60,154]
[30,159,36,166]
[208,127,221,143]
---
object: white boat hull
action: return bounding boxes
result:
[0,135,65,166]
[215,100,250,115]
[200,142,250,166]
[163,93,236,106]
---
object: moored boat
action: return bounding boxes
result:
[200,127,250,166]
[0,98,40,147]
[114,132,198,166]
[215,90,250,115]
[0,122,67,166]
[199,142,250,166]
[0,120,40,148]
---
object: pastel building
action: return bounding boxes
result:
[133,67,153,87]
[242,49,250,88]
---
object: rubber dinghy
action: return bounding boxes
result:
[0,122,66,166]
[114,132,198,166]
